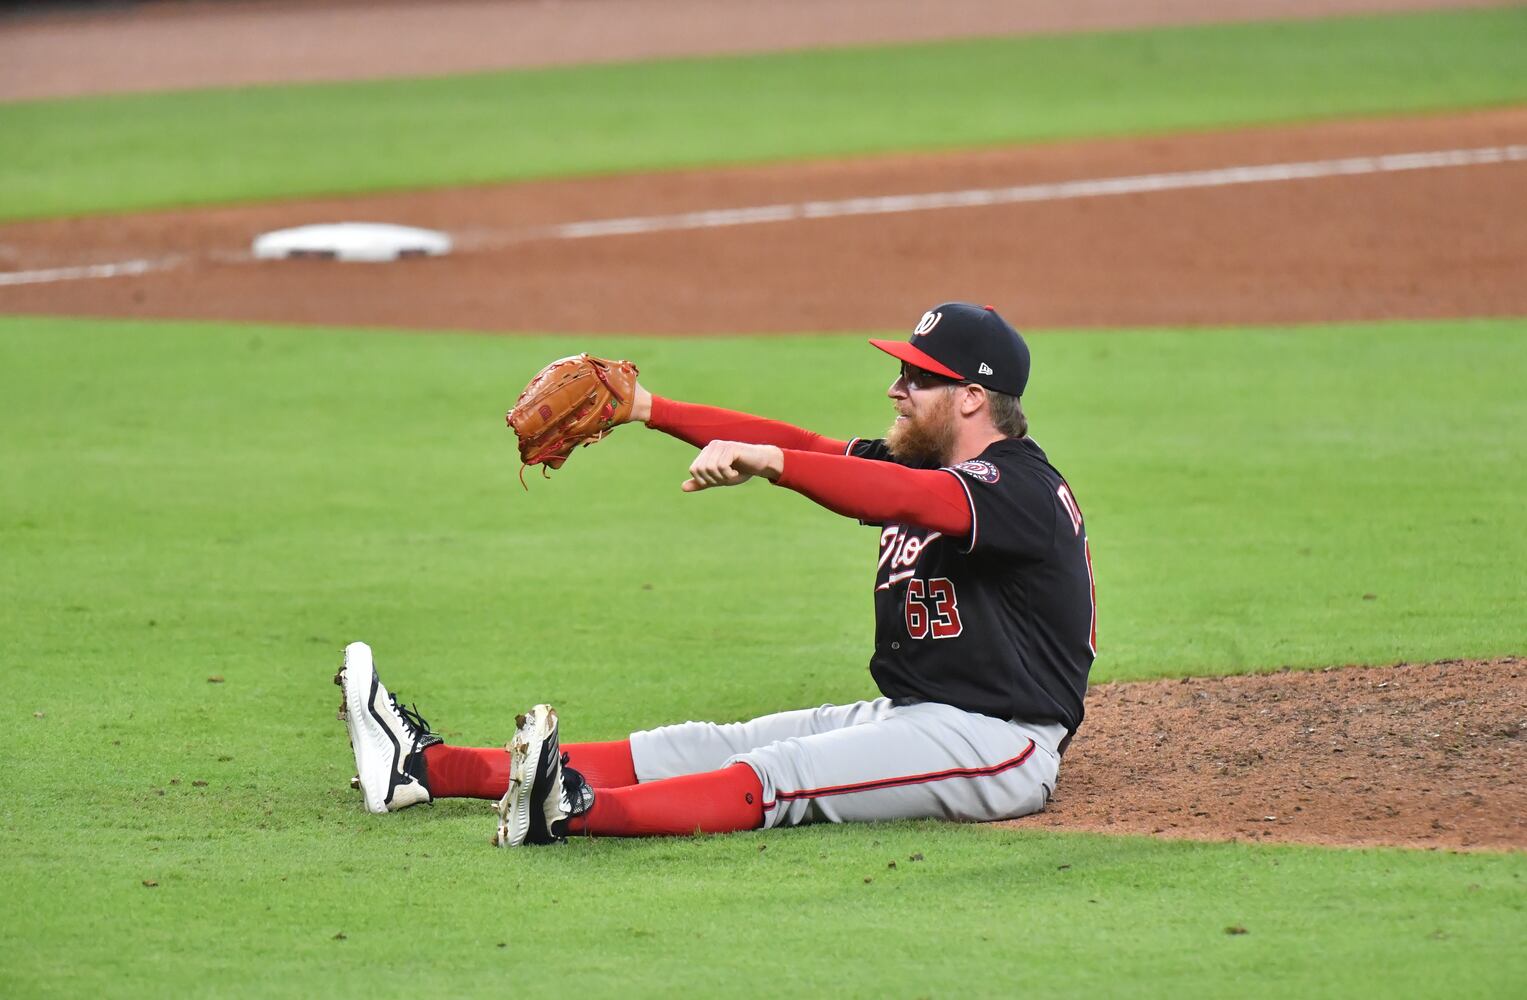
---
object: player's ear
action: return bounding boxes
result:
[958,383,987,417]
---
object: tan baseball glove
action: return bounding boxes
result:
[505,354,640,485]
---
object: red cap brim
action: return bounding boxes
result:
[868,338,966,381]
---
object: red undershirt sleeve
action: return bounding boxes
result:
[648,396,848,454]
[774,449,973,537]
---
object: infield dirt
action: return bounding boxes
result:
[1,0,1522,852]
[1030,659,1525,851]
[3,108,1526,334]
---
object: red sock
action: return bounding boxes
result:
[567,762,764,837]
[562,739,638,788]
[422,738,637,800]
[422,744,509,800]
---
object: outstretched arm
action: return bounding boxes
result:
[633,384,849,455]
[681,443,972,537]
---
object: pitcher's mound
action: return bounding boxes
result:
[1023,658,1525,851]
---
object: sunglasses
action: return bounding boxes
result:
[898,361,969,389]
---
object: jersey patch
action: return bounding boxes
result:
[952,459,1000,483]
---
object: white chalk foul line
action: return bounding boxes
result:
[3,144,1524,286]
[546,144,1527,240]
[0,255,180,287]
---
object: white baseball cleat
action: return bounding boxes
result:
[493,704,593,847]
[334,641,442,814]
[494,705,557,847]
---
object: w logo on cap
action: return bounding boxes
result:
[912,311,942,337]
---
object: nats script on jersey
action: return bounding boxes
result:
[850,435,1096,733]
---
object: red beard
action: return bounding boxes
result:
[885,390,957,465]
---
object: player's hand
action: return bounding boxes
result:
[682,441,784,492]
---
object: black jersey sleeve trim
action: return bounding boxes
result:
[939,467,979,554]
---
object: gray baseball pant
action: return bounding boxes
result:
[629,698,1065,829]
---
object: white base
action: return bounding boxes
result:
[252,222,451,262]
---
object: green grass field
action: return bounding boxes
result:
[5,6,1526,995]
[2,7,1525,219]
[4,318,1523,691]
[3,317,1524,995]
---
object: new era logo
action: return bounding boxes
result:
[978,363,994,375]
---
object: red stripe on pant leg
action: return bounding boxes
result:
[421,744,510,800]
[773,741,1035,802]
[566,762,764,837]
[561,739,639,788]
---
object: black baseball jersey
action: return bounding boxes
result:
[848,436,1096,734]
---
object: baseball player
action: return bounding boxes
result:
[338,302,1096,847]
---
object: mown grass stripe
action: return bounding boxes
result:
[1,7,1524,220]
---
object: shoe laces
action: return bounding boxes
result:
[389,694,441,749]
[559,752,594,816]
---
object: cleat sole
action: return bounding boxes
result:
[339,642,391,814]
[494,707,555,847]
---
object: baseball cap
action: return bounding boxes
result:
[870,302,1030,397]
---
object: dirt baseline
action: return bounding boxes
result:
[1024,658,1525,851]
[2,110,1524,334]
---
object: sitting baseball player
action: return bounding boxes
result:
[337,302,1096,847]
